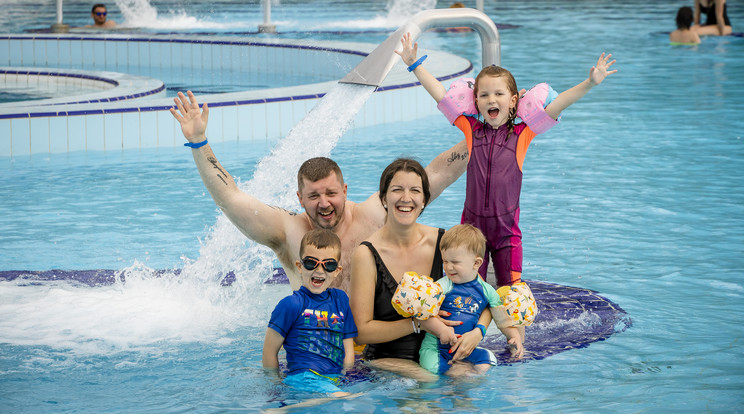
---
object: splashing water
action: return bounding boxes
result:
[185,83,375,288]
[114,0,246,30]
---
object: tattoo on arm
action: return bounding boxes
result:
[207,156,229,186]
[446,150,469,165]
[269,205,297,216]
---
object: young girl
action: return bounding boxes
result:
[396,33,616,290]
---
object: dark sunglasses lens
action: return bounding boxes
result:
[322,260,338,272]
[97,12,107,16]
[302,258,318,271]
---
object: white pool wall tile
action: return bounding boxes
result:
[1,34,474,157]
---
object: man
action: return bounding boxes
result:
[170,91,469,292]
[87,4,116,28]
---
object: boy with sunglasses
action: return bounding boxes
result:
[262,229,357,397]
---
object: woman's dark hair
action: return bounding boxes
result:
[378,158,431,215]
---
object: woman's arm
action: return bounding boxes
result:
[350,245,415,344]
[715,0,726,35]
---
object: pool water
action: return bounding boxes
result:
[2,0,744,412]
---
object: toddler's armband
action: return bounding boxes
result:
[436,77,477,125]
[493,282,538,328]
[391,271,445,320]
[515,82,560,134]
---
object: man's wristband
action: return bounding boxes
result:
[184,139,208,148]
[407,55,428,72]
[476,323,487,337]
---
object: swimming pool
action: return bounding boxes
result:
[2,0,744,412]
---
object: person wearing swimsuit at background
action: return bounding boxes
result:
[693,0,732,36]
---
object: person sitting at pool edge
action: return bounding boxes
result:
[262,229,357,397]
[169,91,470,293]
[692,0,732,36]
[87,3,116,29]
[670,6,701,45]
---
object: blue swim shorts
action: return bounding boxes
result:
[283,370,343,394]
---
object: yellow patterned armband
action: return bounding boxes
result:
[492,282,538,328]
[391,271,445,320]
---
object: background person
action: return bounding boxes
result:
[87,3,116,28]
[670,6,701,44]
[693,0,732,36]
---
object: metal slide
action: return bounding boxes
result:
[339,8,500,87]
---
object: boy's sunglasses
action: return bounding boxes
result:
[95,12,107,16]
[301,256,339,272]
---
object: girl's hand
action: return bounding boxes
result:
[395,32,418,67]
[589,53,617,86]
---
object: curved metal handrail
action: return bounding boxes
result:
[340,8,500,87]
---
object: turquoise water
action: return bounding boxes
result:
[2,0,744,412]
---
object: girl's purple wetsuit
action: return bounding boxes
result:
[454,115,538,287]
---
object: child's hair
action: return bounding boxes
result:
[299,229,342,259]
[440,224,486,258]
[474,65,520,131]
[676,6,694,30]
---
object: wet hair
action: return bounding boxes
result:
[92,3,107,13]
[474,65,520,132]
[299,229,341,259]
[676,6,694,30]
[449,2,466,8]
[297,157,344,191]
[378,157,431,215]
[440,224,486,258]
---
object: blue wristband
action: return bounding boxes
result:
[184,139,208,148]
[407,55,428,72]
[476,324,487,337]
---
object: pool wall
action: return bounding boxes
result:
[0,34,473,157]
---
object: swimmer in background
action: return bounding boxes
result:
[86,3,117,29]
[692,0,732,36]
[670,6,701,45]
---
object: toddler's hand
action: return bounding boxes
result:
[395,32,418,67]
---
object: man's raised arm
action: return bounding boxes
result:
[426,138,469,202]
[170,91,290,250]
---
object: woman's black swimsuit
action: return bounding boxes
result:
[360,228,445,362]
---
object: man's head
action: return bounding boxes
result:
[91,3,108,26]
[296,157,347,230]
[296,229,342,294]
[440,224,486,284]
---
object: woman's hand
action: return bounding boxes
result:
[448,328,483,362]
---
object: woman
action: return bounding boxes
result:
[693,0,732,36]
[350,158,491,381]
